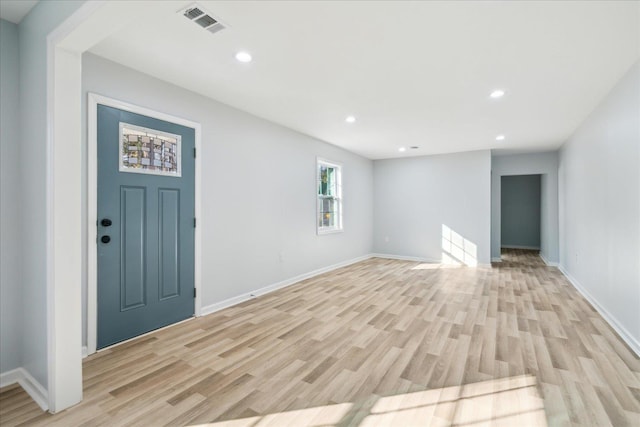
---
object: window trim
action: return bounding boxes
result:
[316,157,343,235]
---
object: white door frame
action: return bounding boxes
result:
[87,93,203,355]
[46,2,105,413]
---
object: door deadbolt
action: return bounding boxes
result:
[101,218,112,227]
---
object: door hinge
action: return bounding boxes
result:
[194,217,196,228]
[194,288,197,298]
[194,147,196,158]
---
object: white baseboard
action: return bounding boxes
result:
[500,245,541,250]
[491,257,502,263]
[0,368,21,388]
[558,265,640,357]
[539,253,559,267]
[201,254,373,316]
[81,346,88,359]
[371,253,441,263]
[0,367,49,411]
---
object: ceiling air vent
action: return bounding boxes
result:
[195,14,217,28]
[181,4,227,35]
[183,7,204,20]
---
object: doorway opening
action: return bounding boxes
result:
[500,174,542,254]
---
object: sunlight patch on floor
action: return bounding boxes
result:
[364,375,545,426]
[188,375,547,427]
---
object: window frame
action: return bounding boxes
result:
[316,158,343,235]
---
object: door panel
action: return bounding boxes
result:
[97,104,195,349]
[158,188,180,300]
[120,186,146,311]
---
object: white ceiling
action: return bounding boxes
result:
[0,0,38,24]
[88,1,639,159]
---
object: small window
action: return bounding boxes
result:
[317,159,343,234]
[119,122,181,177]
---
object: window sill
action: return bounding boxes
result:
[317,228,344,235]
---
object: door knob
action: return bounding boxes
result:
[101,218,112,227]
[101,235,111,244]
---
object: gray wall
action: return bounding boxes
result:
[81,53,374,345]
[559,61,639,349]
[500,175,541,249]
[372,150,492,265]
[491,152,559,263]
[0,19,22,374]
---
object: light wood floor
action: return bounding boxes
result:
[1,250,638,426]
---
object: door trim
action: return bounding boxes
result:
[87,93,202,356]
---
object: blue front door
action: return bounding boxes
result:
[97,105,195,349]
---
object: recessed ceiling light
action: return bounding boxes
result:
[490,89,505,98]
[235,51,252,63]
[345,116,356,123]
[398,147,406,152]
[496,135,505,141]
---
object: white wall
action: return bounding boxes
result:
[1,18,22,374]
[559,61,639,352]
[16,0,85,389]
[491,152,559,263]
[373,150,492,265]
[81,53,373,344]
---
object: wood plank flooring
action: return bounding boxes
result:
[1,249,638,426]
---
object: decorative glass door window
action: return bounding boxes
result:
[317,159,343,234]
[119,122,182,177]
